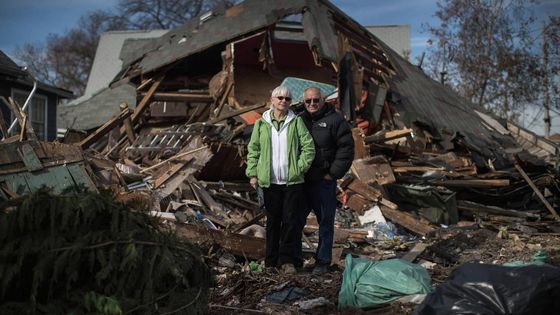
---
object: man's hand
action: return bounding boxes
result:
[324,174,333,180]
[250,177,258,189]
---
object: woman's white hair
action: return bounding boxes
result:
[271,86,292,98]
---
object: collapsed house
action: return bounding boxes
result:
[2,0,560,313]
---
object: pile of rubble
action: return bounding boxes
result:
[1,0,560,313]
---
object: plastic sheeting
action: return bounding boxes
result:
[338,255,433,309]
[414,262,560,315]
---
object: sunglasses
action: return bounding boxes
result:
[304,98,320,104]
[276,96,292,101]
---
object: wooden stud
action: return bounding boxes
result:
[515,163,560,221]
[79,107,131,149]
[120,102,136,143]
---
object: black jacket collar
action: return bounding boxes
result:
[304,103,335,121]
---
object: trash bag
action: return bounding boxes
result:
[338,254,433,309]
[504,250,549,267]
[414,262,560,315]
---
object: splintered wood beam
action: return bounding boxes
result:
[379,205,436,236]
[457,200,541,219]
[433,179,510,188]
[79,107,131,149]
[139,146,209,173]
[514,164,560,221]
[346,178,381,201]
[214,81,233,118]
[209,103,266,124]
[0,106,9,139]
[119,102,136,143]
[174,222,265,259]
[131,74,164,124]
[364,128,412,144]
[18,114,27,141]
[3,96,37,141]
[401,243,428,262]
[145,92,214,102]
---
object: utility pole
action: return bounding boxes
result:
[542,20,551,138]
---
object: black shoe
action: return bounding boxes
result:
[312,264,328,275]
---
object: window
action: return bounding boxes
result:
[11,89,47,140]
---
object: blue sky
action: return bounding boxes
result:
[0,0,440,60]
[0,0,559,134]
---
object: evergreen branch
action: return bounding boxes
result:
[50,240,163,252]
[123,284,179,314]
[159,287,203,315]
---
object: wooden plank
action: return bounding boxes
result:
[351,155,395,185]
[352,127,367,159]
[189,176,228,217]
[131,74,164,124]
[201,181,253,192]
[392,166,446,173]
[514,164,560,221]
[364,128,412,144]
[140,146,209,173]
[153,156,194,189]
[232,211,265,233]
[120,102,136,143]
[345,193,371,215]
[458,200,541,219]
[19,114,27,141]
[215,81,233,118]
[79,107,131,149]
[174,222,265,259]
[346,178,381,201]
[0,105,8,139]
[401,242,428,262]
[209,103,266,124]
[433,179,510,188]
[379,205,436,236]
[154,135,214,198]
[143,92,213,102]
[17,143,43,171]
[3,97,37,141]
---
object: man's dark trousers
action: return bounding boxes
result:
[305,179,337,266]
[262,183,306,267]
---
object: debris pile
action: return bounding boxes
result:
[1,0,560,314]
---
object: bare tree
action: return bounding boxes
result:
[119,0,233,29]
[15,0,234,95]
[541,16,560,137]
[15,10,128,95]
[424,0,554,123]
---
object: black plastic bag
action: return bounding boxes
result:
[414,262,560,315]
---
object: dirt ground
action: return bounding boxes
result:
[205,228,560,314]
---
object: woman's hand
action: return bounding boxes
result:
[250,177,258,189]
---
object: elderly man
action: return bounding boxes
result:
[301,86,354,274]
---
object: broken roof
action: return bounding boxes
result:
[83,30,168,99]
[58,84,136,130]
[0,50,73,99]
[117,0,347,78]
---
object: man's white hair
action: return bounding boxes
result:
[303,86,323,98]
[271,85,292,98]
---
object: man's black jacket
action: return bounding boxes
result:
[301,103,354,182]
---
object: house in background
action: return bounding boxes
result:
[0,51,73,141]
[58,30,167,132]
[366,25,411,59]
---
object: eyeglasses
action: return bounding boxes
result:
[304,98,320,104]
[276,96,292,102]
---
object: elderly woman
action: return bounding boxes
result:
[246,85,315,274]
